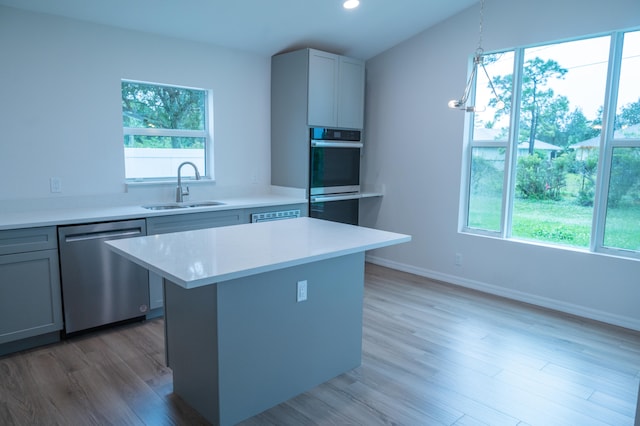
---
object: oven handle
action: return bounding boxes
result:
[311,141,363,149]
[310,193,362,203]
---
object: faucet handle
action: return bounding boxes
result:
[176,185,190,203]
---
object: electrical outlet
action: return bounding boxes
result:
[455,253,463,266]
[50,177,62,193]
[297,280,308,302]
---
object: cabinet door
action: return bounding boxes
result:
[337,56,365,129]
[308,50,339,127]
[0,249,62,344]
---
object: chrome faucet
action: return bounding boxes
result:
[176,161,201,202]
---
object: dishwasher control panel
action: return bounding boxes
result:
[250,209,301,223]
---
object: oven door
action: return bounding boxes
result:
[310,141,361,196]
[310,194,360,225]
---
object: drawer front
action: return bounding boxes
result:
[0,227,57,255]
[147,211,243,235]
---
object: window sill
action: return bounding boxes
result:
[125,177,215,188]
[460,229,640,262]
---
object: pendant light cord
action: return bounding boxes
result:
[476,0,485,56]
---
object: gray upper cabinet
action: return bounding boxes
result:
[0,227,62,351]
[308,49,365,129]
[271,48,365,190]
[336,55,366,130]
[307,50,339,127]
[307,50,365,129]
[275,48,365,130]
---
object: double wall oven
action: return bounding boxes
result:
[309,127,362,225]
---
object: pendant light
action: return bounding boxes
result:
[448,0,504,112]
[343,0,359,9]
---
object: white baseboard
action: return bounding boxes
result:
[365,254,640,332]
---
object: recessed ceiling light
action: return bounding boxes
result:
[343,0,360,9]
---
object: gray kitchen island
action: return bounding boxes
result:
[107,217,410,425]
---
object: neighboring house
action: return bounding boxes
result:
[570,136,599,161]
[517,140,562,160]
[473,127,562,160]
[570,123,640,161]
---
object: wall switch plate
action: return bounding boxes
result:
[455,253,462,266]
[50,177,62,193]
[297,280,308,302]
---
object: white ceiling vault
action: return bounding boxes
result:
[0,0,477,59]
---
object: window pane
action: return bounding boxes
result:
[473,51,514,133]
[467,147,505,231]
[511,36,610,247]
[122,80,210,180]
[124,135,204,149]
[122,82,205,131]
[512,150,593,247]
[614,30,640,138]
[124,136,205,180]
[603,147,640,251]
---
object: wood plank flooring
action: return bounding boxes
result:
[1,263,638,425]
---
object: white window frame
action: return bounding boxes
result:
[460,28,640,260]
[122,79,214,183]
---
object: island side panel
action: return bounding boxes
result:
[216,252,365,426]
[164,279,220,423]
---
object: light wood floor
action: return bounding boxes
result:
[1,264,639,425]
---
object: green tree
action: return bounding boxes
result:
[564,108,600,147]
[608,149,640,208]
[491,57,568,154]
[516,151,570,200]
[617,98,640,128]
[122,82,205,149]
[535,95,570,147]
[576,155,598,206]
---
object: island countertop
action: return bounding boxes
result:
[106,217,411,289]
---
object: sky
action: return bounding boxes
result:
[472,29,640,130]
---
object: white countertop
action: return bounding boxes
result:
[106,217,411,289]
[0,193,306,230]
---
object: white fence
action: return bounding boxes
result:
[125,148,205,179]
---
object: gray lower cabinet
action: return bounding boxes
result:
[0,227,63,356]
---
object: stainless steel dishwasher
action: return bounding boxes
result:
[58,219,149,334]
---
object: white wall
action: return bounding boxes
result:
[361,0,640,330]
[0,6,271,202]
[2,3,638,330]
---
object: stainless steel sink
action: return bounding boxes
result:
[142,201,225,210]
[143,204,185,210]
[183,201,225,208]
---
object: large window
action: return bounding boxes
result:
[462,29,640,258]
[122,81,212,181]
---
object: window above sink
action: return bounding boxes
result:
[122,80,214,182]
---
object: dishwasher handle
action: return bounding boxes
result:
[63,227,144,243]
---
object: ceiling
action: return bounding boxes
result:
[0,0,477,60]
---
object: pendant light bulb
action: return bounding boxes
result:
[343,0,359,9]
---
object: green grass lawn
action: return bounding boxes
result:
[467,194,640,251]
[512,198,593,247]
